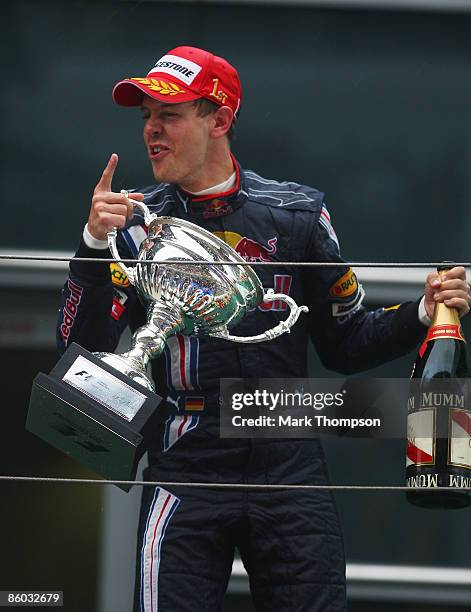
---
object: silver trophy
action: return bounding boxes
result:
[99,200,308,392]
[27,200,308,488]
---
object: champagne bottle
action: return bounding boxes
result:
[406,265,471,509]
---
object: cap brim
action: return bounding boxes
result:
[112,77,202,107]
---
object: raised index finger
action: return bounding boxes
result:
[95,153,119,193]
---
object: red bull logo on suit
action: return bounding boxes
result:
[213,231,278,262]
[201,199,234,219]
[214,231,290,311]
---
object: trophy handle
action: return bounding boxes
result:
[107,196,159,285]
[127,197,158,227]
[107,228,136,285]
[209,291,309,344]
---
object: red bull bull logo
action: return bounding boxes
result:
[214,231,278,262]
[234,236,278,262]
[202,199,233,219]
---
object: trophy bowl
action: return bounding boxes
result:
[98,203,309,393]
[133,215,264,335]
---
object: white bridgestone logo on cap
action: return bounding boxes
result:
[149,54,202,85]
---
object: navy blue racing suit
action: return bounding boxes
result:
[57,161,426,611]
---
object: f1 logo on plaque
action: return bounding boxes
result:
[27,205,308,490]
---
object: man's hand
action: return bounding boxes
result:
[424,266,471,319]
[87,153,145,241]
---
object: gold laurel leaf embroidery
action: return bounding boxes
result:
[129,77,185,95]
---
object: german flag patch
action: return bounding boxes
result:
[185,397,205,412]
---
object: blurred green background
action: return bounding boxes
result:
[1,1,471,610]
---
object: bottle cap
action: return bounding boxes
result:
[436,261,455,272]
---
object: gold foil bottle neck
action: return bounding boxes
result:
[431,268,460,327]
[431,302,460,327]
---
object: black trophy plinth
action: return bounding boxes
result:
[27,343,162,491]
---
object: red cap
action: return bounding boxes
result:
[112,46,242,117]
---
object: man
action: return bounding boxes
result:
[57,46,469,611]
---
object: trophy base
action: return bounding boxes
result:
[27,343,162,491]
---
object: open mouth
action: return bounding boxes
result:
[149,145,170,160]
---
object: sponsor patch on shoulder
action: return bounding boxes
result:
[110,263,130,287]
[332,286,365,318]
[329,268,358,299]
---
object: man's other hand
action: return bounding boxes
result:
[424,266,471,319]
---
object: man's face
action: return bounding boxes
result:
[141,97,214,189]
